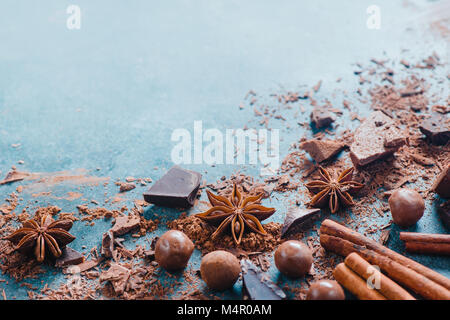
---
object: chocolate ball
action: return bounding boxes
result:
[388,188,425,227]
[274,240,312,278]
[306,280,345,300]
[200,250,240,291]
[155,230,194,271]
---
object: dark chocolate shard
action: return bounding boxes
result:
[439,201,450,230]
[350,111,406,167]
[432,164,450,199]
[110,215,141,236]
[310,106,336,129]
[143,166,202,207]
[419,115,450,145]
[300,139,345,163]
[241,260,286,300]
[281,207,321,238]
[55,247,85,267]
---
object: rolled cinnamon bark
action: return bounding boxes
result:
[333,263,386,300]
[400,232,450,255]
[321,233,450,300]
[344,252,415,300]
[320,219,450,291]
[399,232,450,243]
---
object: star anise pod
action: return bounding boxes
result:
[196,184,276,245]
[3,214,76,262]
[305,166,364,214]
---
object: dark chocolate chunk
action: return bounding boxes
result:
[281,207,321,237]
[55,247,84,267]
[300,139,345,163]
[241,260,286,300]
[350,111,406,167]
[439,201,450,230]
[419,115,450,145]
[432,164,450,199]
[310,106,336,128]
[143,166,202,207]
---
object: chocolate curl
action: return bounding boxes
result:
[344,253,415,300]
[333,263,386,300]
[320,219,450,291]
[400,232,450,256]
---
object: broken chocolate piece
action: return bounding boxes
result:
[419,115,450,145]
[350,111,406,167]
[101,231,115,258]
[143,166,202,207]
[100,263,145,295]
[241,260,286,300]
[439,201,450,230]
[110,215,141,236]
[432,164,450,199]
[310,106,336,128]
[300,139,345,163]
[55,247,84,267]
[281,207,321,238]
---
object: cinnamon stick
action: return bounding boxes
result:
[320,219,450,291]
[321,233,450,300]
[344,252,415,300]
[333,263,386,300]
[400,232,450,256]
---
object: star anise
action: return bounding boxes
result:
[3,214,76,262]
[196,184,276,245]
[305,166,364,214]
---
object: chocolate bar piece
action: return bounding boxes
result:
[281,207,321,238]
[55,247,84,267]
[143,166,202,207]
[419,115,450,145]
[241,260,286,300]
[350,111,406,167]
[300,139,345,163]
[310,107,336,128]
[432,164,450,199]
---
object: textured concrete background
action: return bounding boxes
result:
[0,0,448,299]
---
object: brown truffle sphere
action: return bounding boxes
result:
[306,280,345,300]
[200,250,240,291]
[388,188,425,227]
[155,230,194,271]
[274,240,312,278]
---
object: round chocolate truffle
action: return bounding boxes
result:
[306,280,345,300]
[388,188,425,227]
[200,250,240,291]
[155,230,194,271]
[274,240,312,278]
